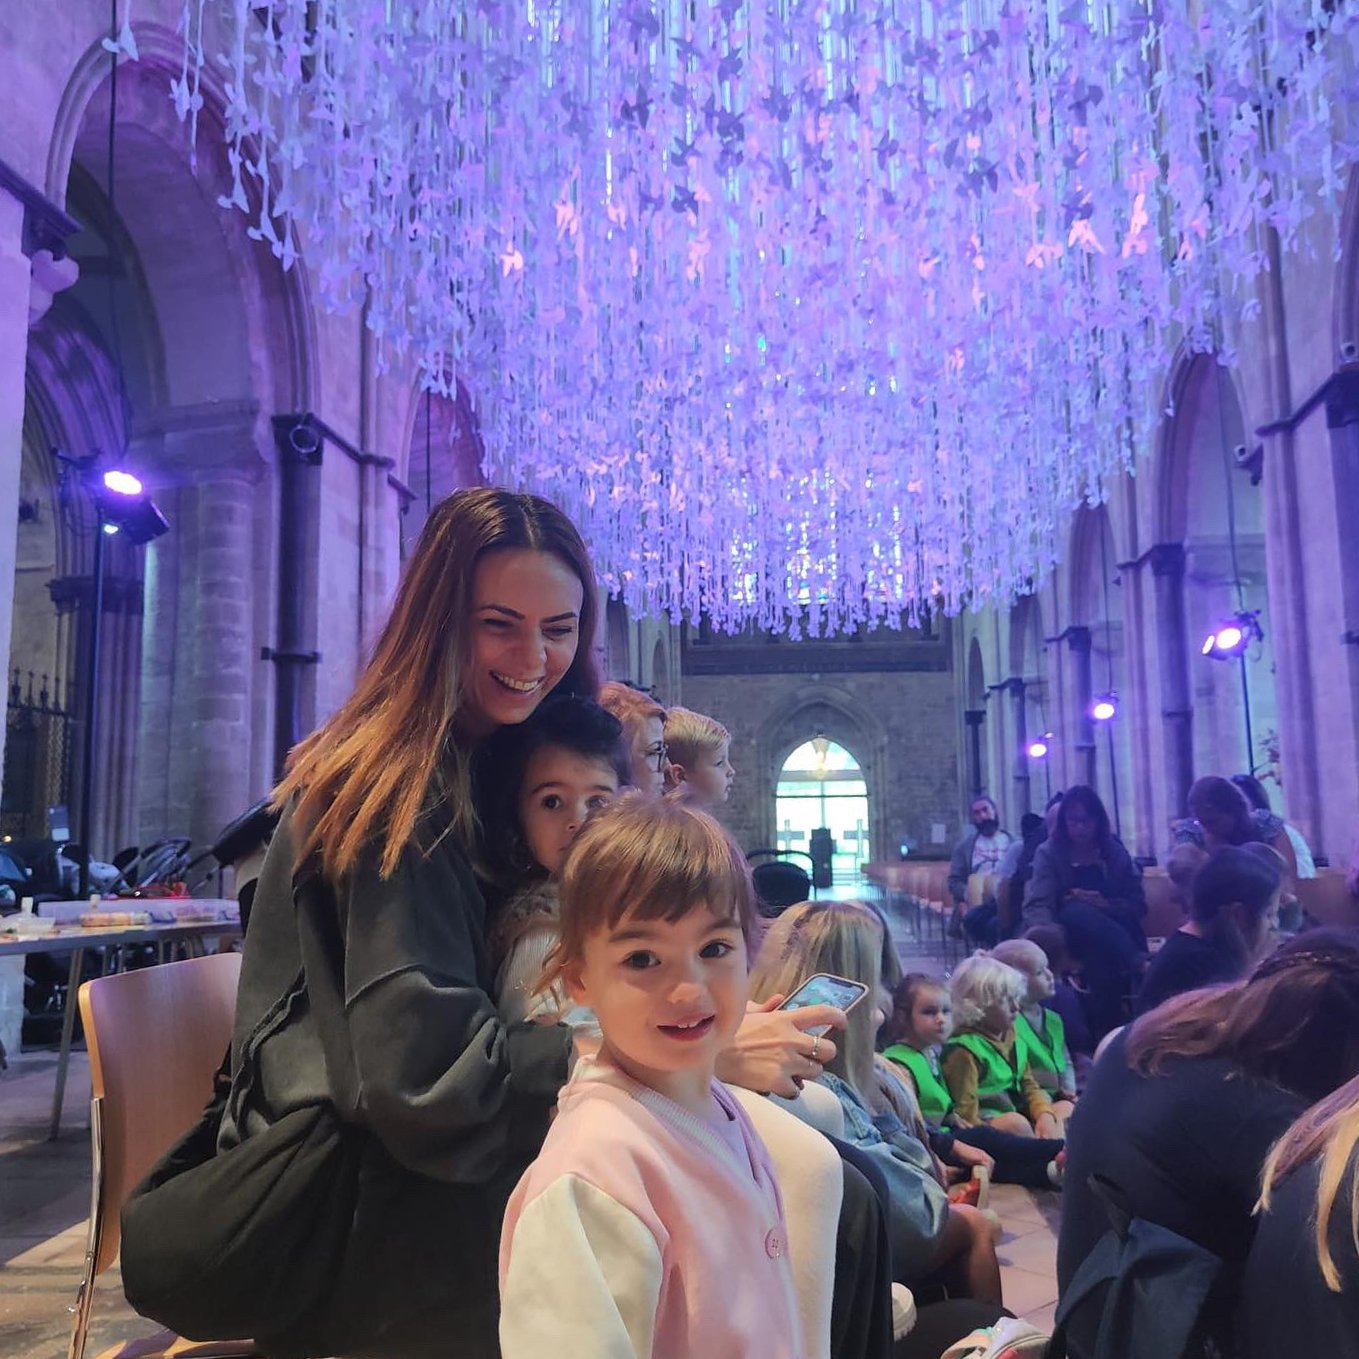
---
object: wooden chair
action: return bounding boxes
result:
[70,951,257,1359]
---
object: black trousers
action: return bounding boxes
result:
[828,1137,1012,1359]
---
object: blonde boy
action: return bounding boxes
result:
[662,705,735,806]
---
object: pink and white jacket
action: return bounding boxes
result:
[499,1061,804,1359]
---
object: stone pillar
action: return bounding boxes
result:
[964,709,986,798]
[1149,544,1194,820]
[1003,677,1031,815]
[1065,622,1098,788]
[0,181,40,803]
[135,407,269,857]
[50,569,143,857]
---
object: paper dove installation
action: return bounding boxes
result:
[175,0,1358,633]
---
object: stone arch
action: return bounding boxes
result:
[15,28,320,860]
[401,382,486,546]
[755,685,890,863]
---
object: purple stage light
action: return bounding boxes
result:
[1026,737,1050,759]
[1202,612,1260,661]
[1090,695,1118,722]
[102,470,143,496]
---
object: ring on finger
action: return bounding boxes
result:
[810,1033,823,1063]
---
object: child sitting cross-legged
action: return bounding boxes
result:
[990,938,1078,1121]
[498,794,802,1359]
[943,954,1064,1140]
[882,973,1065,1190]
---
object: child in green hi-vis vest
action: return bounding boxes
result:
[942,955,1063,1139]
[992,938,1078,1124]
[883,974,1066,1189]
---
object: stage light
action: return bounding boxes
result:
[1202,611,1262,661]
[1026,735,1052,759]
[102,523,120,535]
[102,469,143,496]
[1090,693,1118,722]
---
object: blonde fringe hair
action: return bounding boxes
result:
[749,899,885,1108]
[1258,1072,1359,1292]
[663,705,730,768]
[542,792,756,990]
[950,952,1027,1031]
[274,489,600,881]
[990,939,1047,977]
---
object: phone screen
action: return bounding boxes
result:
[778,972,869,1019]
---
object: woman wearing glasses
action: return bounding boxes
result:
[599,680,672,794]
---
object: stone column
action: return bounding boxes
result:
[1003,677,1031,815]
[1064,626,1096,788]
[135,405,269,857]
[1326,369,1359,835]
[964,709,986,798]
[1148,544,1194,820]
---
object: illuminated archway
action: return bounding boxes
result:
[774,738,870,884]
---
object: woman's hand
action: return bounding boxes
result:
[951,1140,996,1174]
[715,995,847,1097]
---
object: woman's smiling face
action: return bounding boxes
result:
[460,549,584,737]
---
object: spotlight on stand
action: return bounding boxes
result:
[93,468,169,546]
[1026,734,1053,760]
[1089,693,1118,723]
[1201,610,1263,661]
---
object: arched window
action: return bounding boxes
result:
[775,738,870,883]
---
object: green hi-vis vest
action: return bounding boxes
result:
[943,1030,1031,1111]
[883,1044,953,1123]
[1015,1008,1069,1092]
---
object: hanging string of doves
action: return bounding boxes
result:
[159,0,1358,634]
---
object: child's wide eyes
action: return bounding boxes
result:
[540,794,563,811]
[586,795,610,811]
[700,939,735,959]
[622,950,659,970]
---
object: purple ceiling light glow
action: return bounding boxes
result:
[173,1,1359,633]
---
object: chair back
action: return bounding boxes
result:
[78,951,241,1276]
[1295,870,1359,930]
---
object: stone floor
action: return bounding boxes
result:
[0,898,1060,1357]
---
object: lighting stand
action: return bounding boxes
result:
[76,510,107,901]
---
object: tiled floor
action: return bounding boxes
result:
[0,897,1061,1357]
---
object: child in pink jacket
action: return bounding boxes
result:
[498,794,804,1359]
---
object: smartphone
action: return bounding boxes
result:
[778,972,870,1036]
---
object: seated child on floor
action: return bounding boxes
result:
[942,954,1064,1139]
[477,695,631,1024]
[991,938,1078,1119]
[498,794,802,1359]
[882,973,1064,1190]
[1021,924,1093,1059]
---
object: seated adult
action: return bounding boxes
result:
[1172,774,1300,886]
[1231,772,1316,878]
[1022,784,1146,1038]
[1134,846,1281,1016]
[1057,930,1359,1359]
[597,680,671,795]
[1244,1072,1359,1358]
[948,795,1014,941]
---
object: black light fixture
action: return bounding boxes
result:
[1201,609,1263,661]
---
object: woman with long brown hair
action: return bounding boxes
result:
[199,488,842,1359]
[214,490,601,1356]
[1056,929,1359,1359]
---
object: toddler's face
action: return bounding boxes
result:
[908,987,953,1046]
[981,992,1020,1034]
[1025,958,1055,1002]
[681,739,736,806]
[566,901,748,1092]
[518,745,619,874]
